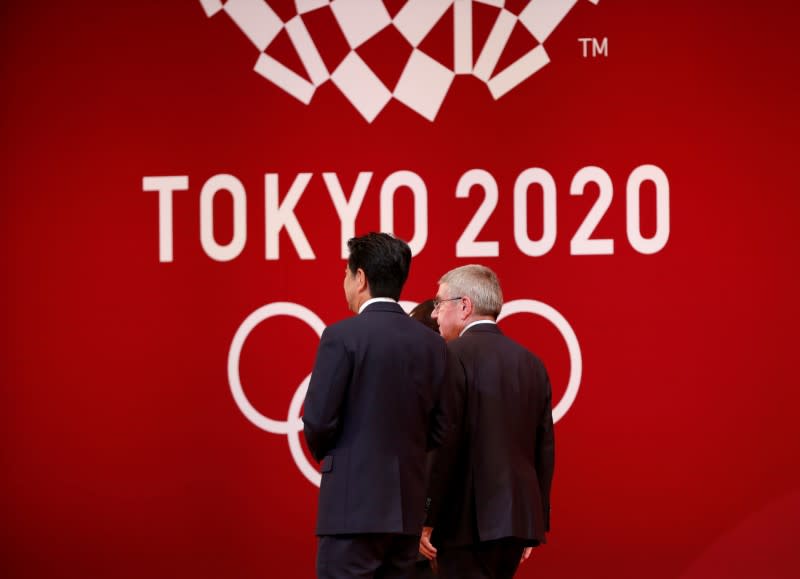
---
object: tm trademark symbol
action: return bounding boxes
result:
[578,37,608,58]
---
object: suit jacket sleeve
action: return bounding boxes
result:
[424,349,467,527]
[426,345,454,451]
[302,327,351,462]
[535,368,556,532]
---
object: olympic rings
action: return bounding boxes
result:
[228,299,581,487]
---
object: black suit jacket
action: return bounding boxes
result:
[303,301,450,536]
[426,323,555,547]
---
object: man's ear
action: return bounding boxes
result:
[461,296,474,319]
[356,268,368,293]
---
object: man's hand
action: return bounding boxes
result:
[419,526,437,561]
[520,546,533,563]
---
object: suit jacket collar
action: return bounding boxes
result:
[358,297,396,313]
[360,300,405,315]
[461,321,503,336]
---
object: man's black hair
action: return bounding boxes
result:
[347,232,411,301]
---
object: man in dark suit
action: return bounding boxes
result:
[303,233,450,579]
[419,265,555,579]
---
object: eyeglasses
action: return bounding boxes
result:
[432,296,462,310]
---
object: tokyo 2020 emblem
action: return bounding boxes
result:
[199,0,602,122]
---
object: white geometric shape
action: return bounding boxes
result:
[200,0,600,122]
[330,0,391,49]
[518,0,578,43]
[286,15,329,86]
[488,44,549,99]
[198,0,224,17]
[254,53,316,104]
[393,0,453,48]
[296,0,330,14]
[394,49,455,122]
[454,0,473,73]
[224,0,283,51]
[472,8,517,82]
[330,51,392,123]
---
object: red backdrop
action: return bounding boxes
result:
[2,1,799,577]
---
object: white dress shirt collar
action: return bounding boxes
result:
[459,319,496,337]
[358,297,397,314]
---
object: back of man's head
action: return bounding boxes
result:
[440,264,503,319]
[347,233,411,300]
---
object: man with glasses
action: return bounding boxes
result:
[303,232,450,579]
[420,264,555,578]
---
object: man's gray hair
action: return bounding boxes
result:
[440,264,503,318]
